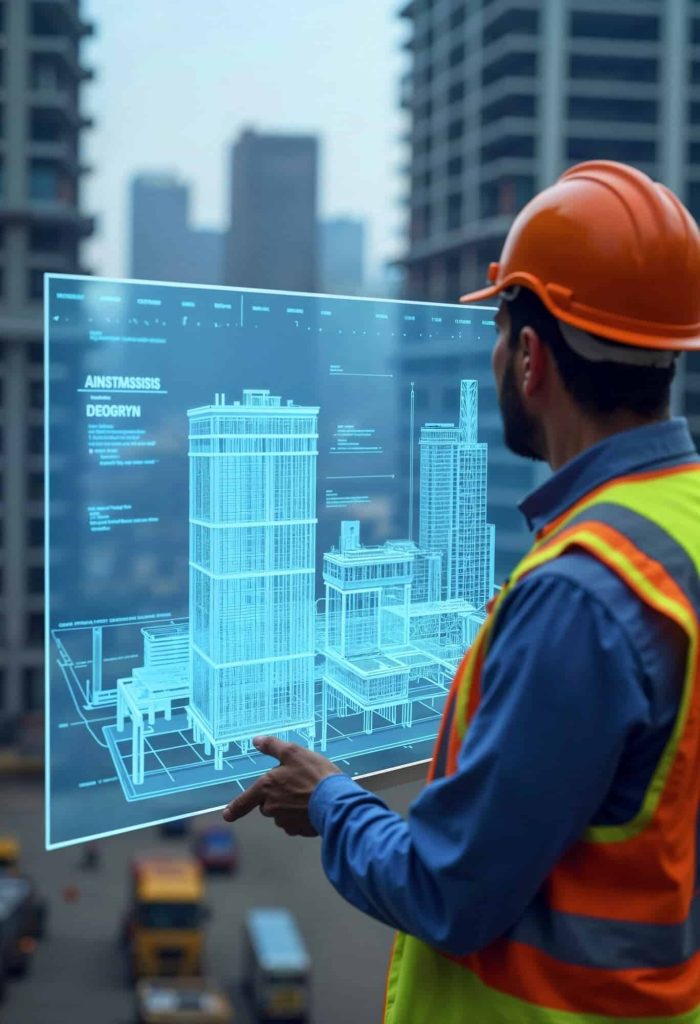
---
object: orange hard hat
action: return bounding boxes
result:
[459,161,700,351]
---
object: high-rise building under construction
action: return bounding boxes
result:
[0,0,94,723]
[397,0,700,579]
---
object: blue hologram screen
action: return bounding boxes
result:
[45,274,497,848]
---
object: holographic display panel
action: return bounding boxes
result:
[45,275,497,848]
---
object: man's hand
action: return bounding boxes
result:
[222,736,342,837]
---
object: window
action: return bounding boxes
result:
[30,54,65,91]
[571,12,659,42]
[447,155,463,177]
[450,5,466,30]
[31,3,65,36]
[481,175,535,218]
[28,518,43,547]
[28,342,43,365]
[23,668,42,711]
[28,269,44,301]
[30,107,67,143]
[688,183,700,220]
[28,472,43,501]
[412,202,432,242]
[481,135,535,163]
[30,224,64,252]
[447,117,463,141]
[28,425,43,456]
[688,142,700,165]
[569,54,657,83]
[691,62,700,86]
[482,93,536,125]
[483,8,539,46]
[567,96,657,123]
[693,19,700,44]
[29,159,60,200]
[567,137,656,163]
[26,613,44,645]
[447,192,462,230]
[28,379,43,409]
[416,98,433,121]
[449,43,465,68]
[482,51,537,87]
[27,566,43,593]
[448,81,465,104]
[689,101,700,124]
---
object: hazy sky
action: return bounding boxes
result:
[82,1,408,281]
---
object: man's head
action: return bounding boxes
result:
[459,161,700,466]
[492,287,677,462]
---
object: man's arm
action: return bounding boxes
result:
[305,574,651,954]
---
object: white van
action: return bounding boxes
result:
[243,907,310,1022]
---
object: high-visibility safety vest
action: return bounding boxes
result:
[384,463,700,1024]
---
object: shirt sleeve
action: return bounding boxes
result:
[308,574,651,956]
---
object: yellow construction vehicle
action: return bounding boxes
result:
[122,856,208,981]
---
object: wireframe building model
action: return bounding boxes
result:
[420,380,494,608]
[187,390,319,767]
[109,380,493,789]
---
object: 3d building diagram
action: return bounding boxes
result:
[52,382,494,802]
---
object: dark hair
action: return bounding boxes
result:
[505,288,675,418]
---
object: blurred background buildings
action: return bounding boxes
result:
[2,0,700,729]
[2,5,700,1016]
[130,174,224,285]
[0,0,93,726]
[397,0,700,577]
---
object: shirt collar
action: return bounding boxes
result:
[518,418,698,534]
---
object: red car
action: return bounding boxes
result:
[193,827,238,874]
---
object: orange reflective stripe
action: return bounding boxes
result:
[460,939,700,1019]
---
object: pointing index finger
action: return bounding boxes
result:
[222,775,267,822]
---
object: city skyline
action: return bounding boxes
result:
[82,0,406,284]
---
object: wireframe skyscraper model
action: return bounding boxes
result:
[187,390,320,767]
[419,380,494,610]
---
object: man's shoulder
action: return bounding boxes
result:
[505,549,685,686]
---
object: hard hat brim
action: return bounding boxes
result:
[459,282,502,305]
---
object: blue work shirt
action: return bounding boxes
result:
[308,418,698,957]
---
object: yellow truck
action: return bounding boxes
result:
[122,857,207,981]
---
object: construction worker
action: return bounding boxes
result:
[223,161,700,1022]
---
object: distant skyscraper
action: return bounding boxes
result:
[130,175,189,282]
[0,0,94,721]
[225,129,319,293]
[129,175,223,285]
[187,228,224,286]
[319,218,365,295]
[188,390,319,763]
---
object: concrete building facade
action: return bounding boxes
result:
[0,0,93,721]
[398,0,700,578]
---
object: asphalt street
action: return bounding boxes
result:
[1,775,421,1023]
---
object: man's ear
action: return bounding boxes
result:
[520,327,547,398]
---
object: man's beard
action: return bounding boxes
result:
[499,356,545,461]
